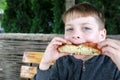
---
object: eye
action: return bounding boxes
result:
[66,28,73,31]
[83,26,91,30]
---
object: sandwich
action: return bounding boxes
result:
[58,42,101,55]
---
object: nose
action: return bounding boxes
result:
[72,35,81,39]
[72,30,81,39]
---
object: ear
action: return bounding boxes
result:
[99,29,106,42]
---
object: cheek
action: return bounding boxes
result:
[64,34,70,40]
[84,33,99,42]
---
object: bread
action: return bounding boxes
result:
[58,42,101,55]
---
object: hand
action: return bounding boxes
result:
[98,38,120,70]
[39,37,71,70]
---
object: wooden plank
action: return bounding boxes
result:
[20,65,37,79]
[22,52,44,64]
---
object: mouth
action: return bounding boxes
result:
[71,41,86,45]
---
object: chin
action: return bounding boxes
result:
[73,55,86,60]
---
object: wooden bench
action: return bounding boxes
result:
[20,52,44,79]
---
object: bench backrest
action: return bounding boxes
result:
[20,52,44,79]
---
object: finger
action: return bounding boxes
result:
[98,38,120,50]
[106,38,120,48]
[108,38,120,45]
[51,37,68,44]
[102,46,117,57]
[47,41,63,49]
[66,40,72,44]
[52,41,63,45]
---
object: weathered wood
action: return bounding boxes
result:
[0,39,49,80]
[0,33,63,41]
[21,51,55,79]
[107,35,120,40]
[20,66,37,79]
[21,52,44,79]
[22,52,44,64]
[0,33,119,40]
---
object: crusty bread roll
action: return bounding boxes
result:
[58,42,101,55]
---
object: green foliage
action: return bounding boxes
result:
[2,0,33,33]
[0,0,6,9]
[30,0,53,33]
[1,0,120,34]
[76,0,104,9]
[101,0,120,34]
[51,0,65,34]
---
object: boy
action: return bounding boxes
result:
[34,2,120,80]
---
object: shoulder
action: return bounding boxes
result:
[100,55,120,77]
[96,55,115,65]
[98,55,119,70]
[100,55,114,64]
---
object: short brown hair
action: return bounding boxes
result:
[62,2,105,29]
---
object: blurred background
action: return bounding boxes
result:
[0,0,120,34]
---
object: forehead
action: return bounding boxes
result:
[65,16,99,26]
[64,11,98,23]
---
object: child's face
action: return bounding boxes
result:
[64,16,106,44]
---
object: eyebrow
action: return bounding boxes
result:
[65,24,73,26]
[82,23,96,26]
[65,23,94,26]
[82,23,92,25]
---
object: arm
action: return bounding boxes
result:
[115,70,120,79]
[34,66,52,80]
[34,37,71,80]
[34,61,60,80]
[39,37,71,70]
[98,38,120,70]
